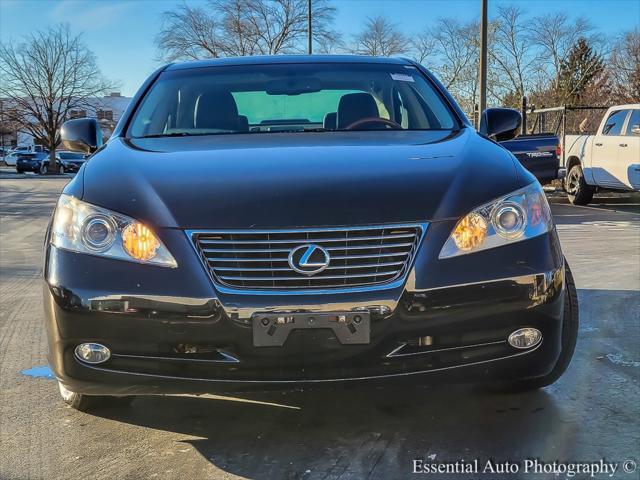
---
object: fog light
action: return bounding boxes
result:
[508,328,542,349]
[75,343,111,364]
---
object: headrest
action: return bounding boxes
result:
[323,112,337,130]
[337,93,379,129]
[195,91,239,131]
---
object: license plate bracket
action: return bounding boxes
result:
[252,312,371,347]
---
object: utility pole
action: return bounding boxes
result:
[478,0,488,116]
[307,0,313,54]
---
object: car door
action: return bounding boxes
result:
[6,152,16,166]
[592,109,630,188]
[620,109,640,190]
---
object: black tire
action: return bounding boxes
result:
[40,162,48,175]
[565,165,594,205]
[58,382,134,413]
[499,261,579,392]
[16,168,24,174]
[59,165,65,174]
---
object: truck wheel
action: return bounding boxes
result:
[58,381,134,412]
[565,165,594,205]
[497,261,579,392]
[40,163,48,175]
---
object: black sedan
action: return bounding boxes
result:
[55,151,87,173]
[45,55,578,412]
[16,152,49,173]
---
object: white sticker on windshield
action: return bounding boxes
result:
[390,73,415,82]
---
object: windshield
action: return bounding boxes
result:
[128,63,458,138]
[57,152,85,159]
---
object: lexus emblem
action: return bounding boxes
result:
[288,244,330,276]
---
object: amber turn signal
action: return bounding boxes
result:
[451,212,488,251]
[122,222,161,261]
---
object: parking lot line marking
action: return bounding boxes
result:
[21,365,55,380]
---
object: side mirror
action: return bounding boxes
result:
[631,124,640,136]
[60,118,103,154]
[479,108,522,142]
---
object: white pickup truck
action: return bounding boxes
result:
[564,104,639,205]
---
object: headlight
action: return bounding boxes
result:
[439,182,553,259]
[51,194,177,267]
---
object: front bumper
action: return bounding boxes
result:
[62,162,83,172]
[44,224,566,395]
[558,167,567,180]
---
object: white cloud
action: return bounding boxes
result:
[49,0,133,30]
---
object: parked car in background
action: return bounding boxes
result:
[7,145,49,169]
[4,151,19,167]
[16,152,51,174]
[47,56,577,413]
[500,133,561,185]
[564,104,640,204]
[56,151,87,173]
[11,145,47,155]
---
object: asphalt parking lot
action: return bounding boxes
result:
[1,173,638,480]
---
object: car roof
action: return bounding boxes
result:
[166,55,413,71]
[610,104,640,109]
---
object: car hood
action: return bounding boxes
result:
[78,128,529,229]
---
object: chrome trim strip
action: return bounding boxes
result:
[201,242,414,253]
[214,261,405,272]
[112,351,240,364]
[189,224,423,234]
[386,340,507,358]
[408,270,557,292]
[79,342,542,383]
[218,270,398,281]
[198,233,416,244]
[207,252,410,262]
[186,223,428,295]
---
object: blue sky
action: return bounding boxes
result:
[1,0,638,96]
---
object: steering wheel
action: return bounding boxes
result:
[344,117,403,130]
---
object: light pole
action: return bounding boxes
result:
[307,0,312,54]
[478,0,488,120]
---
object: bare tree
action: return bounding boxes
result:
[410,31,436,64]
[351,16,409,57]
[0,25,115,172]
[156,3,222,60]
[427,19,481,116]
[529,12,594,93]
[490,5,539,105]
[608,29,640,102]
[156,0,337,61]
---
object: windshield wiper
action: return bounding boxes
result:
[134,131,234,139]
[134,128,328,139]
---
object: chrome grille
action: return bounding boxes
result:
[189,224,425,292]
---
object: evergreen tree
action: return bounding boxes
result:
[557,38,605,105]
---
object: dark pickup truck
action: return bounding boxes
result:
[501,133,561,185]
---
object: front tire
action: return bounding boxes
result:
[499,261,579,392]
[58,382,134,412]
[40,162,48,175]
[565,165,594,205]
